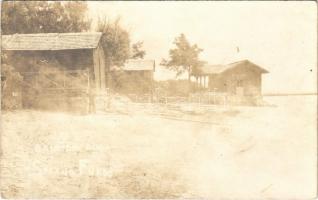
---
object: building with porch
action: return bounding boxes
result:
[191,60,269,105]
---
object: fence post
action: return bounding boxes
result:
[86,69,90,114]
[63,70,66,88]
[35,74,38,88]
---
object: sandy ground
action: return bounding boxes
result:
[0,95,317,198]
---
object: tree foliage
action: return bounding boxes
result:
[155,80,197,97]
[1,1,91,71]
[97,17,131,68]
[1,1,92,110]
[131,41,146,59]
[97,17,148,69]
[110,71,152,95]
[1,1,91,34]
[161,34,204,79]
[2,1,146,69]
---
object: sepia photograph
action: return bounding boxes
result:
[0,1,317,199]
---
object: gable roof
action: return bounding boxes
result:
[111,59,155,71]
[195,60,269,75]
[1,32,103,51]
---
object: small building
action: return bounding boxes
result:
[110,59,155,100]
[2,32,107,112]
[191,60,269,105]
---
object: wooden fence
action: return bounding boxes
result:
[20,69,91,112]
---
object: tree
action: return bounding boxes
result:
[97,17,131,68]
[1,1,91,67]
[97,17,148,92]
[1,1,92,109]
[1,1,91,34]
[131,41,146,59]
[161,34,204,85]
[1,1,91,71]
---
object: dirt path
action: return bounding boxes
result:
[1,96,316,198]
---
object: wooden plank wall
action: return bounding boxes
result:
[98,45,106,91]
[93,47,100,92]
[92,44,106,93]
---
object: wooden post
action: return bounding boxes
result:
[93,48,100,93]
[202,76,204,89]
[86,68,90,114]
[89,53,96,114]
[188,66,191,94]
[206,75,208,89]
[208,92,210,104]
[151,70,154,103]
[195,76,198,92]
[63,70,66,88]
[207,75,210,90]
[98,46,106,91]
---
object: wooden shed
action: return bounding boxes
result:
[192,60,268,96]
[190,60,269,105]
[1,32,107,112]
[110,59,155,98]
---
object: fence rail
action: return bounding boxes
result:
[20,69,91,112]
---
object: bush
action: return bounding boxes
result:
[110,71,153,95]
[155,80,196,97]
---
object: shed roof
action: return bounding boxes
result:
[111,59,155,71]
[1,32,103,51]
[194,60,269,75]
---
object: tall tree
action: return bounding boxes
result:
[1,1,91,71]
[1,1,91,34]
[97,17,131,68]
[97,16,148,67]
[161,34,204,84]
[131,41,146,59]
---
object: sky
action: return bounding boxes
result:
[88,1,317,93]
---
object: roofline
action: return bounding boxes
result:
[125,59,156,63]
[2,32,102,37]
[191,59,269,75]
[1,47,98,51]
[1,32,103,51]
[224,60,269,74]
[110,59,156,72]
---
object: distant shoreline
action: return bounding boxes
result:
[263,93,317,96]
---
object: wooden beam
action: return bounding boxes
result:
[93,48,100,92]
[195,76,198,92]
[98,45,106,91]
